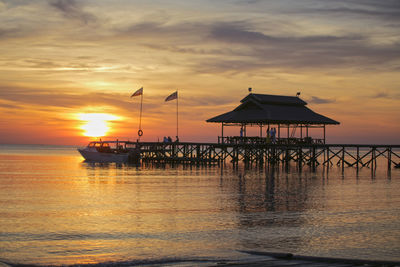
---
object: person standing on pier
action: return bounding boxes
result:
[271,127,276,144]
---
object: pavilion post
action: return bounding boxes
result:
[287,124,290,139]
[306,125,309,137]
[260,124,263,137]
[300,125,303,139]
[323,125,326,144]
[278,124,280,140]
[221,123,224,144]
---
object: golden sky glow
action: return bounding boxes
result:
[0,0,399,145]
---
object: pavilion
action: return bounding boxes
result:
[206,92,339,144]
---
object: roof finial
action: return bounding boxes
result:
[248,87,252,93]
[296,91,301,97]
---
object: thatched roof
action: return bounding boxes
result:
[206,93,339,125]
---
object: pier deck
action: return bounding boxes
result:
[137,142,400,169]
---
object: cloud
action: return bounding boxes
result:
[190,59,269,75]
[0,86,190,116]
[311,7,400,21]
[0,86,128,110]
[0,85,242,126]
[0,24,35,40]
[308,96,336,104]
[106,3,400,74]
[306,0,400,21]
[49,0,97,25]
[0,102,19,109]
[107,16,399,73]
[372,92,389,98]
[370,91,400,99]
[210,22,364,45]
[114,19,400,73]
[192,21,400,73]
[23,59,63,69]
[0,27,16,39]
[118,20,210,47]
[183,95,237,107]
[3,1,398,74]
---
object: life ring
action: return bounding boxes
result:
[138,129,143,136]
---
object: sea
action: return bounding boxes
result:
[0,144,399,266]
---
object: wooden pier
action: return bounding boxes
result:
[138,142,400,170]
[135,92,400,170]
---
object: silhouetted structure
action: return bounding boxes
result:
[134,92,399,169]
[207,93,339,144]
[138,142,400,170]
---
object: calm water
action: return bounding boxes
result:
[0,144,399,265]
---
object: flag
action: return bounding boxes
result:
[131,87,143,97]
[165,91,178,102]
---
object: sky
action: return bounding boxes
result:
[0,0,399,145]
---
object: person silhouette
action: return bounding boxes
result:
[271,127,276,144]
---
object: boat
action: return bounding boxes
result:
[78,140,140,163]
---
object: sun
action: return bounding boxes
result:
[78,113,119,137]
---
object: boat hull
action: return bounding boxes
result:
[78,148,129,163]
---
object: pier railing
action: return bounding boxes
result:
[218,136,325,145]
[137,142,400,169]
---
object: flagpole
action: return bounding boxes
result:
[176,90,178,138]
[139,91,143,133]
[131,87,144,141]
